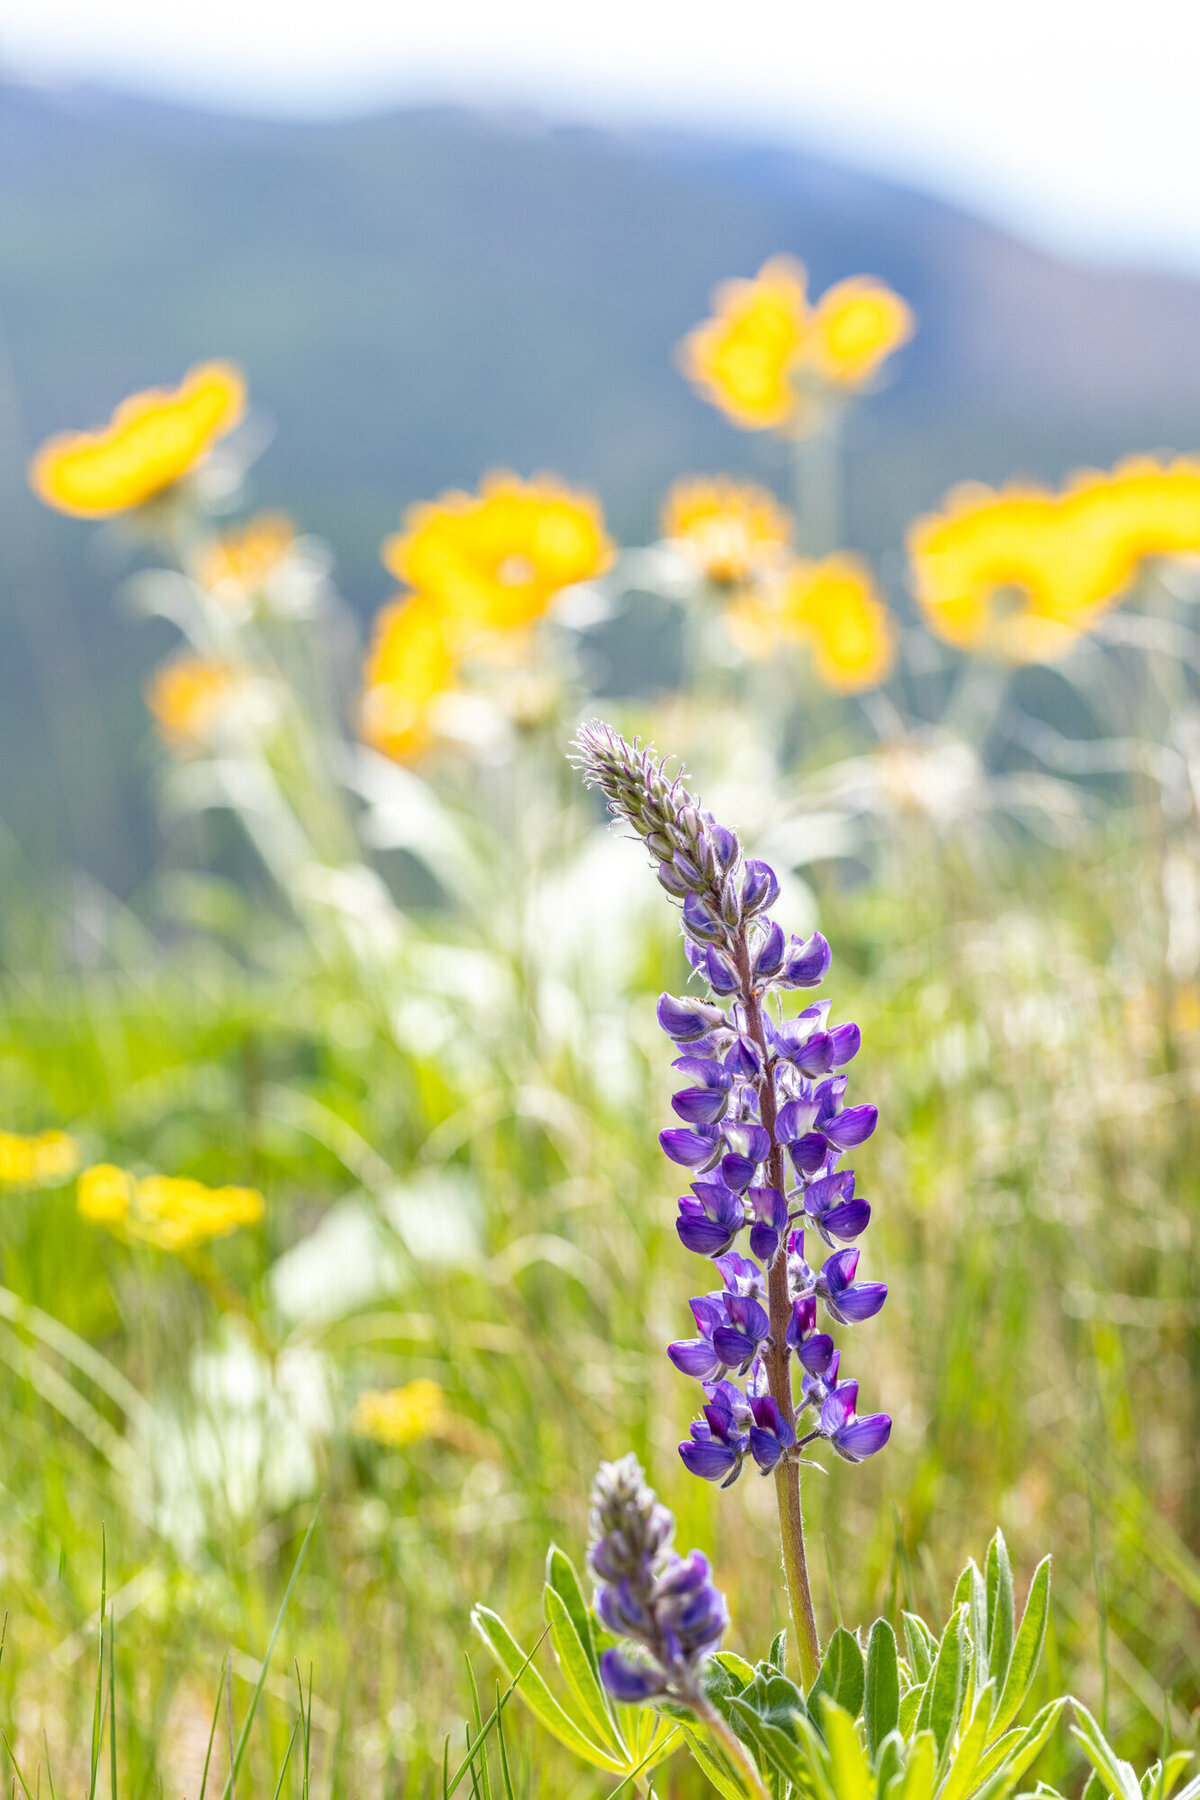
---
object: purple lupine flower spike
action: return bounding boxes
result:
[571,721,891,1483]
[587,1455,729,1705]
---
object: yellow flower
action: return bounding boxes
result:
[359,593,459,764]
[197,513,296,592]
[78,1163,263,1252]
[145,656,240,752]
[351,1380,448,1447]
[801,277,915,389]
[679,259,914,431]
[907,458,1200,664]
[679,257,810,431]
[661,476,792,589]
[728,554,895,691]
[29,362,245,517]
[782,555,896,691]
[382,472,613,635]
[0,1130,80,1187]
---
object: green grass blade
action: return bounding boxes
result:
[218,1502,322,1800]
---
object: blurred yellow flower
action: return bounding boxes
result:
[909,457,1200,664]
[680,259,913,432]
[382,472,613,635]
[679,257,810,431]
[802,277,915,389]
[78,1163,263,1252]
[198,513,296,592]
[783,555,896,691]
[360,593,459,764]
[661,476,792,590]
[728,554,895,691]
[351,1379,449,1448]
[29,362,245,517]
[0,1130,80,1187]
[146,656,240,752]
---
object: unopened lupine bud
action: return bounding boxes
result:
[587,1456,729,1704]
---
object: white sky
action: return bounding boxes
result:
[3,0,1198,272]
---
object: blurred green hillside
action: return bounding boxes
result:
[5,79,1200,884]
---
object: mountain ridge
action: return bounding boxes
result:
[2,79,1200,881]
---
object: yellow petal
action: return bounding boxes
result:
[30,361,246,517]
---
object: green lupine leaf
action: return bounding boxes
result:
[988,1557,1051,1742]
[904,1614,937,1685]
[952,1564,973,1611]
[916,1602,968,1757]
[769,1630,788,1674]
[1157,1752,1195,1800]
[986,1532,1015,1693]
[864,1620,901,1759]
[809,1625,865,1721]
[821,1698,873,1800]
[936,1681,994,1800]
[470,1607,626,1773]
[1071,1704,1143,1800]
[743,1667,809,1731]
[680,1726,753,1800]
[874,1729,905,1797]
[897,1731,937,1800]
[727,1697,809,1792]
[543,1586,625,1758]
[972,1698,1066,1794]
[1171,1772,1200,1800]
[545,1545,599,1682]
[969,1563,991,1690]
[899,1683,926,1737]
[712,1651,757,1691]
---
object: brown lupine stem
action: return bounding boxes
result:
[735,931,822,1692]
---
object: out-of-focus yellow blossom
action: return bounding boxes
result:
[782,555,896,691]
[909,457,1200,664]
[197,513,296,592]
[680,259,913,432]
[78,1163,263,1252]
[728,554,895,692]
[146,656,240,752]
[0,1130,80,1187]
[679,258,810,431]
[802,277,915,388]
[29,362,245,517]
[382,472,613,635]
[351,1380,449,1447]
[661,476,792,590]
[360,593,459,764]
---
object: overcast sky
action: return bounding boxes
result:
[3,0,1198,273]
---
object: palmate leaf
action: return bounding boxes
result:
[470,1606,627,1773]
[543,1586,625,1758]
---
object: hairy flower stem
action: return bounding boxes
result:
[735,934,822,1690]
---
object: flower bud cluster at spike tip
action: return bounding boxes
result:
[586,1454,729,1705]
[571,720,891,1485]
